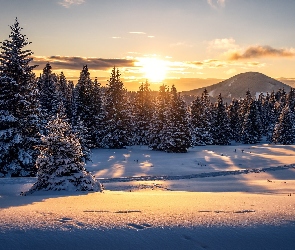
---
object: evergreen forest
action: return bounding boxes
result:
[1,19,295,178]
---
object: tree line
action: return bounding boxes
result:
[1,19,294,179]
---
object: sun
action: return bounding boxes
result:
[138,57,168,83]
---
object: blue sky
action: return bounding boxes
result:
[0,0,295,90]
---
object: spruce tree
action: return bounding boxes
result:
[132,80,154,145]
[28,114,101,192]
[265,91,280,142]
[74,66,103,148]
[72,115,91,163]
[227,98,241,142]
[58,72,74,121]
[38,62,61,122]
[241,100,262,144]
[149,84,170,150]
[211,94,231,145]
[272,105,295,145]
[101,66,130,148]
[190,89,213,146]
[190,96,206,145]
[0,18,40,176]
[161,85,191,152]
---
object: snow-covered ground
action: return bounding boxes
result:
[1,143,295,249]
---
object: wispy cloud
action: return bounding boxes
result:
[129,32,146,35]
[207,0,226,8]
[208,38,237,50]
[112,37,122,39]
[170,42,194,48]
[229,46,295,60]
[187,59,265,69]
[33,56,137,70]
[59,0,85,8]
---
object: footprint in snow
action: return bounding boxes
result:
[58,217,73,223]
[127,223,152,230]
[234,210,255,213]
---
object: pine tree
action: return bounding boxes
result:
[161,85,191,152]
[241,100,262,144]
[72,116,91,163]
[0,18,40,176]
[28,114,101,193]
[190,89,213,146]
[211,94,231,145]
[0,76,19,176]
[92,77,105,147]
[286,88,295,111]
[101,66,130,148]
[38,62,61,123]
[149,84,170,150]
[227,98,241,142]
[132,80,154,145]
[265,91,280,141]
[257,93,269,138]
[73,66,103,148]
[272,105,295,145]
[58,72,74,121]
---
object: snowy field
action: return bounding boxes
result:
[1,143,295,249]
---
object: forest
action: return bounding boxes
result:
[1,19,295,180]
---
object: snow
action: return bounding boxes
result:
[1,143,295,249]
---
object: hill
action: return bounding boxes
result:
[182,72,292,102]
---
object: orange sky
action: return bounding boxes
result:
[1,0,295,91]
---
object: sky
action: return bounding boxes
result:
[0,0,295,91]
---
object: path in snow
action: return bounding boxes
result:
[97,164,295,183]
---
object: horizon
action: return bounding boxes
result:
[1,1,295,91]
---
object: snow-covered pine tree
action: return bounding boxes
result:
[200,89,214,145]
[161,85,191,153]
[227,98,242,142]
[190,89,213,146]
[101,66,131,149]
[0,76,19,176]
[132,80,154,145]
[190,96,206,146]
[92,77,105,147]
[0,18,40,177]
[149,84,170,150]
[28,113,101,192]
[73,65,103,148]
[257,93,269,138]
[211,93,231,145]
[58,72,74,121]
[38,62,61,123]
[241,99,262,144]
[72,115,91,163]
[286,88,295,111]
[264,91,280,142]
[272,105,295,145]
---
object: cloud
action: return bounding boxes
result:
[208,38,237,50]
[207,0,226,8]
[112,37,122,39]
[33,56,137,71]
[187,59,265,69]
[129,32,146,35]
[170,42,194,48]
[229,46,295,60]
[59,0,85,8]
[189,59,227,68]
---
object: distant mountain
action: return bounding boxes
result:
[182,72,292,102]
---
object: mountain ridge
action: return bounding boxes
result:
[181,72,292,101]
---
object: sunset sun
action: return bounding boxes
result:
[138,57,168,83]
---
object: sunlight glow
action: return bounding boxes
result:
[138,58,168,83]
